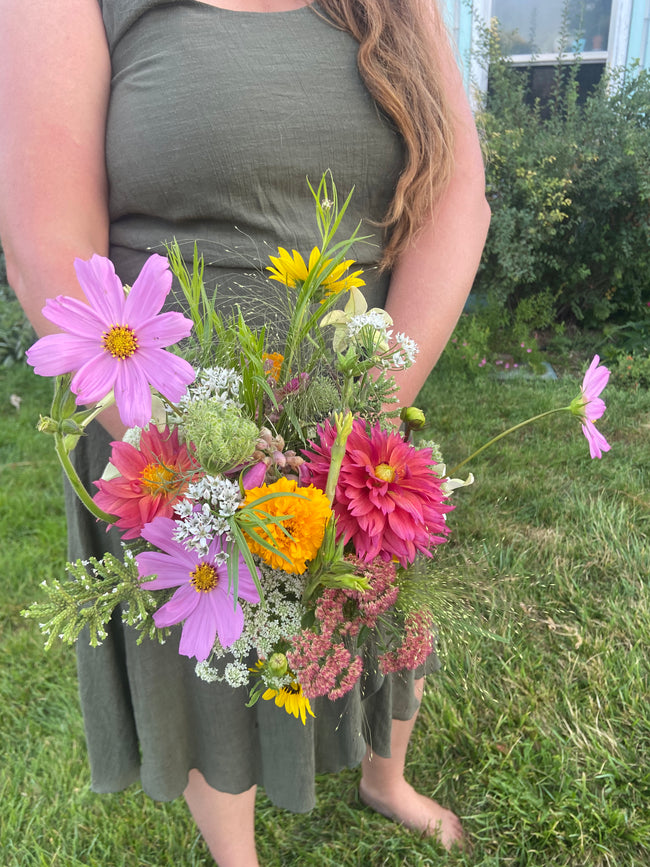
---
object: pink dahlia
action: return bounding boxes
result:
[136,516,259,661]
[301,420,452,566]
[93,425,198,540]
[570,355,611,459]
[26,254,195,427]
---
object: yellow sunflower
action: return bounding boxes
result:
[242,476,332,574]
[263,681,315,725]
[266,246,364,298]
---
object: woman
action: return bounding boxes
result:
[0,0,490,863]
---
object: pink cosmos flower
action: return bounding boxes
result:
[572,355,611,459]
[136,516,259,661]
[93,425,198,540]
[26,254,195,427]
[301,420,452,567]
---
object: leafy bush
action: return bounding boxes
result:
[0,282,35,367]
[475,23,650,329]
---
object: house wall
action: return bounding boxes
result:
[442,0,650,93]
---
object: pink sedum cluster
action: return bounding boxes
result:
[378,611,435,674]
[287,558,424,701]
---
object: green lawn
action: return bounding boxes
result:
[1,358,648,866]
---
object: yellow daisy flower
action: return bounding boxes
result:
[262,681,315,725]
[242,476,332,574]
[266,246,364,298]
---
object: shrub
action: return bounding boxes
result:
[0,282,35,367]
[475,23,650,329]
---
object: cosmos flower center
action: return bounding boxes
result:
[140,462,176,495]
[102,324,139,359]
[374,463,396,483]
[190,562,218,593]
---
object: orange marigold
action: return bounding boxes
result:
[242,476,332,574]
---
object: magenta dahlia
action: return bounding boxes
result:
[301,419,452,566]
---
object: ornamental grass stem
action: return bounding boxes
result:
[448,407,571,476]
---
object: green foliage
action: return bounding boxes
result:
[0,282,36,367]
[22,552,167,649]
[476,22,650,329]
[4,360,650,865]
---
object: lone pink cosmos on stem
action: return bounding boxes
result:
[26,254,195,428]
[301,419,452,567]
[570,355,611,459]
[93,425,198,540]
[136,516,259,661]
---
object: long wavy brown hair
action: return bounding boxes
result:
[316,0,455,268]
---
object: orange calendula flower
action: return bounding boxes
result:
[262,351,284,383]
[266,246,364,298]
[242,476,332,574]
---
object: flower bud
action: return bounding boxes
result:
[400,406,426,430]
[268,653,288,677]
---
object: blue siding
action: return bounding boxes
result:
[628,0,650,67]
[442,0,474,87]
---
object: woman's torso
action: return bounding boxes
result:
[99,0,405,312]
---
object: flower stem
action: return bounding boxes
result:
[54,433,117,524]
[324,411,353,506]
[447,407,571,476]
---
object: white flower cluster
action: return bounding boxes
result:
[172,475,242,558]
[344,315,419,371]
[390,332,419,369]
[195,563,305,688]
[179,366,242,411]
[346,311,393,339]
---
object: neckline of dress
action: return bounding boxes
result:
[188,1,315,14]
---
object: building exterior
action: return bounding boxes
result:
[443,0,650,93]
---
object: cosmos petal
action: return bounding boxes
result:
[74,255,126,324]
[137,311,194,348]
[154,583,201,628]
[41,295,106,338]
[70,351,118,404]
[26,333,100,377]
[124,253,172,320]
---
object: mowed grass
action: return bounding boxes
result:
[1,359,648,866]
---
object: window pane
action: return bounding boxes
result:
[492,0,612,54]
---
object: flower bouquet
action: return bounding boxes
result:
[23,174,611,724]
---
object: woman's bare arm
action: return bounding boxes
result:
[0,0,127,436]
[384,29,491,409]
[0,0,111,335]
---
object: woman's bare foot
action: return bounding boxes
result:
[358,778,464,852]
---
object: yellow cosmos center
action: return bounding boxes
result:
[374,463,396,483]
[103,325,138,359]
[190,562,218,593]
[140,462,176,495]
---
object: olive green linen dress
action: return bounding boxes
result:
[72,0,436,812]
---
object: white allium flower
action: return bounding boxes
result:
[179,366,243,412]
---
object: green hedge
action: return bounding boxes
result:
[476,26,650,329]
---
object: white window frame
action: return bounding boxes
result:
[470,0,634,97]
